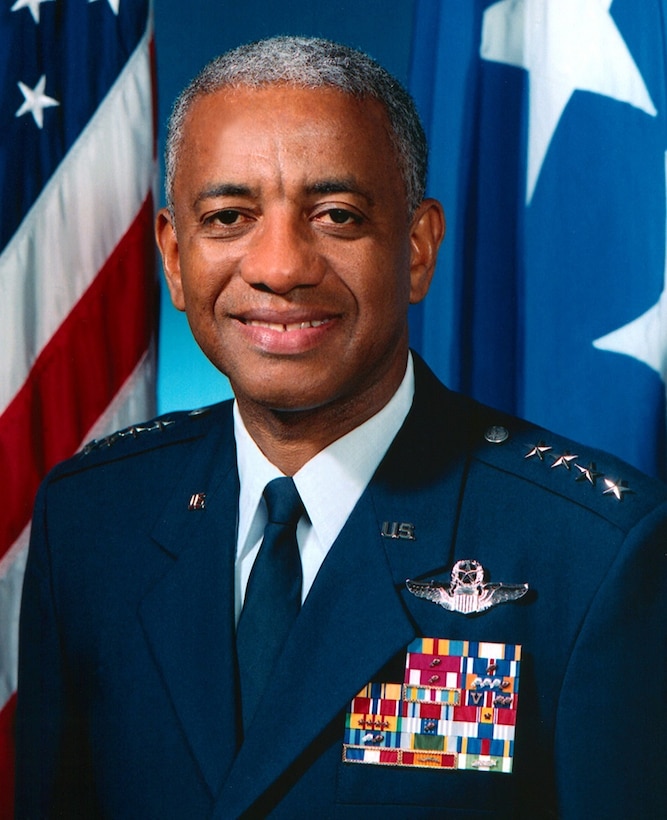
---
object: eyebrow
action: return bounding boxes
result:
[193,178,375,207]
[194,183,255,207]
[306,178,375,206]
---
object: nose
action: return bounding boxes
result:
[239,208,325,293]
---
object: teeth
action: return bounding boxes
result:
[246,319,329,332]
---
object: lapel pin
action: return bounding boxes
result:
[381,521,416,541]
[406,559,528,615]
[188,492,206,511]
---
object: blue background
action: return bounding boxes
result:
[154,1,416,413]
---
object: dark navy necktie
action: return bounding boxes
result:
[236,476,304,731]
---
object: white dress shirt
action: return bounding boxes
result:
[233,354,415,622]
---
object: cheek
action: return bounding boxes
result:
[179,250,233,313]
[358,255,412,314]
[341,237,409,294]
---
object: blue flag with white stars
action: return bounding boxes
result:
[409,0,667,479]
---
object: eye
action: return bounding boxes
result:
[316,208,363,226]
[210,209,244,225]
[202,208,254,235]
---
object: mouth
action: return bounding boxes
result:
[243,318,332,332]
[235,313,338,355]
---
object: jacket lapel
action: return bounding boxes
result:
[214,492,415,818]
[138,405,241,797]
[369,359,478,623]
[215,360,473,817]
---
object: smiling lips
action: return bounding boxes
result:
[243,318,332,333]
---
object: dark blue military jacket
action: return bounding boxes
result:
[15,357,667,818]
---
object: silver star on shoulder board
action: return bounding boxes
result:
[550,451,578,470]
[525,441,552,460]
[603,478,634,501]
[406,559,528,616]
[575,462,603,486]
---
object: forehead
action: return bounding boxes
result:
[174,84,404,199]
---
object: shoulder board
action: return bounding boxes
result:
[469,412,667,529]
[77,402,225,460]
[81,417,179,455]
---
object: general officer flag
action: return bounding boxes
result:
[0,1,158,815]
[409,0,667,479]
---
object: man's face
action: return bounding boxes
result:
[157,84,442,422]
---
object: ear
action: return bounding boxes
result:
[155,207,186,311]
[408,198,446,304]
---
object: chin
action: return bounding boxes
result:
[254,391,329,414]
[227,360,332,403]
[232,376,339,415]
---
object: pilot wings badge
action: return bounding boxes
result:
[406,560,528,615]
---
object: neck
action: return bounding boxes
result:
[235,360,407,475]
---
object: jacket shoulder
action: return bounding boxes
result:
[47,400,233,482]
[410,355,667,529]
[465,400,667,531]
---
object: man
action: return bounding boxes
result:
[15,36,667,818]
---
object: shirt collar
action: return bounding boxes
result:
[234,353,415,555]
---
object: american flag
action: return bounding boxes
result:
[0,0,157,814]
[409,0,667,479]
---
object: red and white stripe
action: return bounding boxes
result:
[0,17,157,816]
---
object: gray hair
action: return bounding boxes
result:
[164,36,427,215]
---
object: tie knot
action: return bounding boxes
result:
[263,476,304,526]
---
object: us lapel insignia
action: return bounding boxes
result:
[406,560,528,615]
[381,521,416,541]
[343,638,521,773]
